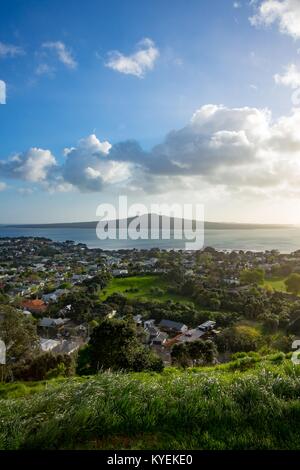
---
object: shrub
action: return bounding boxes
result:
[11,352,75,381]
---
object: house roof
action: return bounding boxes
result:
[159,319,187,331]
[22,299,46,310]
[198,320,216,330]
[40,338,60,352]
[39,317,69,327]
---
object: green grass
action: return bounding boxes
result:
[1,359,300,450]
[100,275,194,305]
[264,277,287,293]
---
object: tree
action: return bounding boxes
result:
[216,325,261,353]
[187,339,217,364]
[171,343,190,367]
[263,316,279,333]
[77,318,163,373]
[0,305,38,364]
[12,352,75,381]
[285,273,300,296]
[240,269,265,286]
[171,339,217,367]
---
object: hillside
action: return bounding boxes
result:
[1,357,300,450]
[5,214,288,230]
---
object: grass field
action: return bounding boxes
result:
[1,358,300,450]
[264,277,287,293]
[99,275,194,305]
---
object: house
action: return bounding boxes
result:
[144,319,155,329]
[145,324,161,341]
[198,320,216,332]
[178,328,205,343]
[112,269,128,277]
[38,317,70,338]
[42,289,68,303]
[39,317,70,328]
[40,338,60,352]
[151,331,168,346]
[133,314,143,326]
[56,339,81,355]
[159,319,188,334]
[40,338,81,355]
[22,299,47,314]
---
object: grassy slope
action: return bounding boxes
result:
[264,277,288,292]
[1,359,300,450]
[100,275,194,305]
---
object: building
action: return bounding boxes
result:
[22,299,47,314]
[38,317,70,338]
[159,319,188,334]
[198,320,216,332]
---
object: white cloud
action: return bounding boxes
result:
[233,2,241,8]
[0,42,24,58]
[62,134,131,191]
[109,104,300,197]
[42,41,77,69]
[0,148,57,182]
[105,38,159,78]
[0,182,7,191]
[4,105,300,199]
[250,0,300,39]
[35,63,55,77]
[274,63,300,88]
[0,80,6,104]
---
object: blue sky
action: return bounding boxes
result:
[1,0,300,223]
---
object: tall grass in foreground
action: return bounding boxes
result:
[1,362,300,450]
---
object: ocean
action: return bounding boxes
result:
[1,226,300,253]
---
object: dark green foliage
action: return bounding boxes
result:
[240,268,265,285]
[12,352,75,381]
[171,339,217,367]
[77,318,163,374]
[0,305,39,363]
[285,273,300,296]
[288,317,300,335]
[216,325,261,353]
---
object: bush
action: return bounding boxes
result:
[216,325,261,353]
[228,356,258,371]
[11,352,75,381]
[268,352,285,364]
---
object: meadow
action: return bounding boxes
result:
[99,275,194,305]
[264,277,288,293]
[1,356,300,450]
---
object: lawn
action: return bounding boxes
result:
[99,275,194,305]
[264,277,287,293]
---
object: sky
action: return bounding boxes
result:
[1,0,300,224]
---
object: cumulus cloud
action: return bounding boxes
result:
[0,148,57,182]
[0,42,24,58]
[3,105,300,198]
[250,0,300,39]
[0,80,6,104]
[274,63,300,88]
[105,38,159,78]
[62,134,131,192]
[109,104,300,196]
[42,41,77,69]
